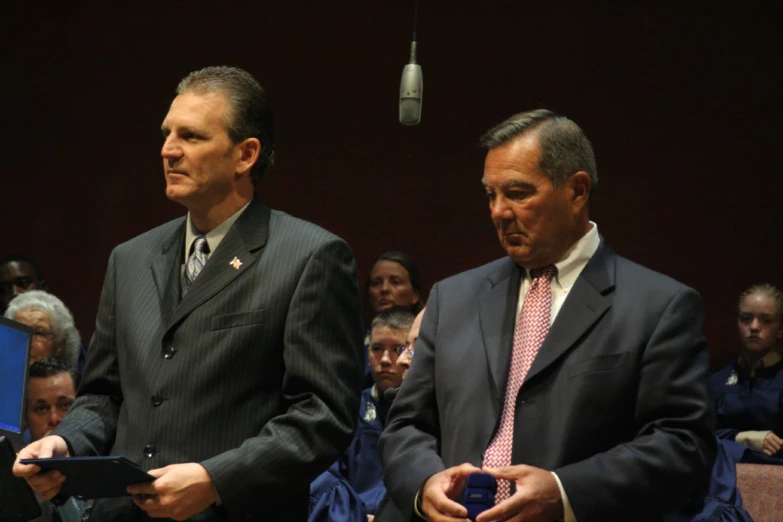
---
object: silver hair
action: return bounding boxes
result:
[4,290,81,368]
[479,109,598,192]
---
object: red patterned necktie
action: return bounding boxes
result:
[483,264,557,502]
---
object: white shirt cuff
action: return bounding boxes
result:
[551,471,576,522]
[414,485,426,519]
[735,430,772,451]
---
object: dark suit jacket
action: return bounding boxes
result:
[380,240,716,521]
[55,198,365,521]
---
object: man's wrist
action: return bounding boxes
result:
[551,471,575,522]
[414,475,434,520]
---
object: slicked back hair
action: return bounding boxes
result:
[28,356,80,390]
[371,306,416,334]
[738,283,783,320]
[177,66,275,185]
[479,109,598,193]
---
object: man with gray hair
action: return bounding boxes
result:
[380,109,715,521]
[15,66,365,522]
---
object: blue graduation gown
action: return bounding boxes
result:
[711,358,783,454]
[309,462,367,522]
[340,388,387,515]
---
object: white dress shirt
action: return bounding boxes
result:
[516,222,600,522]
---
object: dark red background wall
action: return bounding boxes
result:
[3,2,781,370]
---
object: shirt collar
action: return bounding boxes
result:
[523,222,600,290]
[736,349,783,371]
[184,201,250,263]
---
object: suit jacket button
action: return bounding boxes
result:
[163,345,176,359]
[151,394,163,407]
[143,444,156,458]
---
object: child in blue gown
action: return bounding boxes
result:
[711,283,783,457]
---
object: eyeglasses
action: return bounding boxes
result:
[0,277,35,295]
[396,342,414,358]
[32,328,56,340]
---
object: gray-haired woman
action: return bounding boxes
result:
[4,290,81,368]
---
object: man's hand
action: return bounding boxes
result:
[762,432,783,456]
[13,435,70,500]
[127,463,218,520]
[420,462,482,521]
[476,465,563,522]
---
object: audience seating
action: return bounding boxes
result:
[736,463,783,522]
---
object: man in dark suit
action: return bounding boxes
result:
[379,110,716,522]
[14,66,365,521]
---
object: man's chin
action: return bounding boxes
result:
[165,186,192,204]
[503,245,534,266]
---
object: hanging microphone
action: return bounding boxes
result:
[383,386,400,402]
[399,0,422,125]
[399,40,423,125]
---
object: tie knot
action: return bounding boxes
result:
[192,236,209,255]
[530,265,557,282]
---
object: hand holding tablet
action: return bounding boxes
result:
[19,456,154,499]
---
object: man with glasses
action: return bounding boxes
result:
[397,307,424,380]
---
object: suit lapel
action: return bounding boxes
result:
[168,199,271,330]
[523,240,616,384]
[151,219,186,329]
[478,258,522,406]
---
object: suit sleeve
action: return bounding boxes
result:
[379,282,446,520]
[201,237,365,519]
[554,286,716,520]
[53,249,122,456]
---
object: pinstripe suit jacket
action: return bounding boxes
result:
[54,198,365,521]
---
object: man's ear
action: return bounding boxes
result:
[568,171,591,209]
[235,137,261,176]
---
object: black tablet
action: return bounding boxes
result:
[19,456,154,499]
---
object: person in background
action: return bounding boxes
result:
[397,307,424,380]
[345,307,414,519]
[25,357,89,522]
[0,256,89,373]
[309,307,420,522]
[366,252,423,315]
[26,357,79,442]
[712,283,783,456]
[0,255,47,315]
[362,252,422,386]
[371,307,425,522]
[5,290,81,369]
